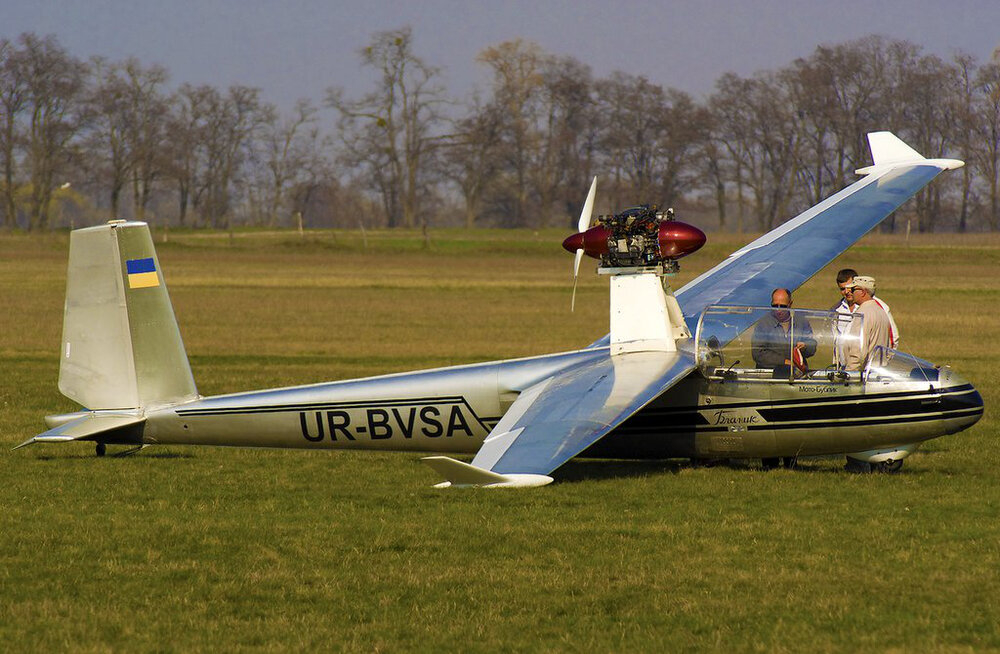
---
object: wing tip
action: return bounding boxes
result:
[857,131,964,175]
[11,437,37,451]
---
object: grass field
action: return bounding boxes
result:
[2,227,999,652]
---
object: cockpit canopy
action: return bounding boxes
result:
[694,305,939,385]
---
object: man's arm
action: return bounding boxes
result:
[844,317,866,371]
[797,320,819,358]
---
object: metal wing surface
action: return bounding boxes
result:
[673,162,953,342]
[470,350,695,476]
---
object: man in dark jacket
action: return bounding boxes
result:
[752,288,817,375]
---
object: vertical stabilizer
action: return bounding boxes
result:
[58,221,197,410]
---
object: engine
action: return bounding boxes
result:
[599,205,669,269]
[561,204,707,273]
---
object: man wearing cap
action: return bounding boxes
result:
[833,268,899,349]
[843,276,891,371]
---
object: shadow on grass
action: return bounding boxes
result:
[554,459,684,483]
[553,456,945,481]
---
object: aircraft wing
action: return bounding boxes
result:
[422,350,695,487]
[673,132,962,337]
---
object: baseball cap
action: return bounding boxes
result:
[851,275,876,292]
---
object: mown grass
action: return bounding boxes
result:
[1,228,999,652]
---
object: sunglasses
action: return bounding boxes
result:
[771,303,789,308]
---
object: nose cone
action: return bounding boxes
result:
[562,232,584,253]
[939,368,985,435]
[658,221,707,259]
[562,226,610,259]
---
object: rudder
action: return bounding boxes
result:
[58,221,197,410]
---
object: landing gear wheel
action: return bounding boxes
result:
[96,442,106,457]
[761,457,780,470]
[873,459,904,474]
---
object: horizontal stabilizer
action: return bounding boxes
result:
[421,456,553,488]
[13,413,145,450]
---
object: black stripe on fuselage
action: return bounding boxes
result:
[756,387,980,423]
[616,405,983,436]
[640,383,976,416]
[174,395,497,437]
[616,386,982,435]
[761,407,983,431]
[176,395,468,416]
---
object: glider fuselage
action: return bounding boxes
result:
[101,344,981,462]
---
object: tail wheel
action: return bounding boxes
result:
[96,442,106,457]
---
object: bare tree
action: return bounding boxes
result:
[696,109,730,230]
[328,27,445,228]
[442,96,503,228]
[18,33,86,230]
[287,125,335,227]
[121,59,170,221]
[535,55,595,226]
[477,39,546,227]
[0,38,28,228]
[164,84,209,226]
[246,99,324,227]
[596,74,703,210]
[952,53,979,232]
[83,57,131,219]
[895,52,961,232]
[973,52,1000,230]
[199,85,267,228]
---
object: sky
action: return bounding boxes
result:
[4,0,999,115]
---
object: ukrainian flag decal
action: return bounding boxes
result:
[126,257,159,289]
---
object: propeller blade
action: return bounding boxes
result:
[571,248,584,312]
[577,176,597,234]
[571,176,597,313]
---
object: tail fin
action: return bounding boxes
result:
[58,221,197,410]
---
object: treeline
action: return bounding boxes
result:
[2,29,999,232]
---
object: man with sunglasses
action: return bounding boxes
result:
[843,276,892,371]
[833,268,899,349]
[751,288,817,374]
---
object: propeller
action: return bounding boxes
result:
[571,176,597,312]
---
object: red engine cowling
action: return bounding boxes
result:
[562,221,706,260]
[561,226,610,259]
[657,221,706,259]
